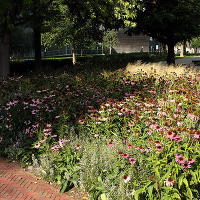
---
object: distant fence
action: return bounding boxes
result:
[10,45,105,59]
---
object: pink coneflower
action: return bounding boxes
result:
[165,177,174,186]
[0,137,2,142]
[128,122,134,127]
[51,134,57,138]
[148,129,152,135]
[182,161,191,169]
[34,142,41,149]
[188,158,195,164]
[174,135,182,142]
[157,145,163,151]
[75,144,82,150]
[166,131,175,140]
[122,175,131,183]
[129,157,136,164]
[194,131,200,139]
[108,141,114,146]
[154,141,160,146]
[78,119,84,124]
[51,145,61,151]
[122,139,127,144]
[176,155,185,164]
[136,146,144,151]
[127,144,133,148]
[145,148,152,153]
[122,153,129,158]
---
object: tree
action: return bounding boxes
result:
[42,0,119,65]
[0,0,29,77]
[191,37,200,53]
[24,0,56,70]
[116,0,200,65]
[103,30,119,54]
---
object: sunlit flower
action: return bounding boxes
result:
[34,142,41,149]
[51,145,61,151]
[108,141,114,146]
[78,119,84,124]
[75,144,82,150]
[122,175,131,183]
[129,157,136,164]
[157,145,163,151]
[122,153,129,158]
[176,155,185,164]
[182,161,191,169]
[154,141,160,146]
[188,158,195,164]
[165,177,174,186]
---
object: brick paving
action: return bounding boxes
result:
[0,157,75,200]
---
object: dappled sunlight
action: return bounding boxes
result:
[126,60,200,77]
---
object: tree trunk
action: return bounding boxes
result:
[180,43,184,57]
[72,48,76,65]
[167,43,175,65]
[34,27,42,71]
[109,45,112,55]
[0,32,10,78]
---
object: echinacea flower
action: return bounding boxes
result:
[182,161,191,169]
[34,142,41,149]
[122,175,131,183]
[154,141,160,146]
[108,141,114,146]
[0,137,2,142]
[188,158,195,164]
[157,145,163,151]
[122,153,129,158]
[129,157,136,164]
[75,144,82,150]
[165,177,174,186]
[78,119,84,124]
[176,155,185,164]
[51,145,61,151]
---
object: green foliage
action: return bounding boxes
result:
[0,62,200,199]
[116,0,200,64]
[103,30,119,54]
[191,37,200,49]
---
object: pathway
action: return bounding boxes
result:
[158,56,200,66]
[0,157,75,200]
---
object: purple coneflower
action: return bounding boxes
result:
[165,177,174,186]
[129,157,136,164]
[122,153,129,158]
[122,175,131,183]
[176,155,185,164]
[182,161,191,169]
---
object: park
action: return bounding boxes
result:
[0,0,200,199]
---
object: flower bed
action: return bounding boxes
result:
[0,64,200,199]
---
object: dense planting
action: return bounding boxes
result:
[0,65,200,199]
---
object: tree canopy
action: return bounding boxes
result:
[116,0,200,64]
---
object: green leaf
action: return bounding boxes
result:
[172,193,181,199]
[178,174,185,189]
[147,185,154,200]
[100,193,108,200]
[187,188,193,200]
[183,178,189,187]
[60,180,73,193]
[134,188,145,200]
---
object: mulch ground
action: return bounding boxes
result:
[0,157,75,200]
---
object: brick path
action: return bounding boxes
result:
[0,157,75,200]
